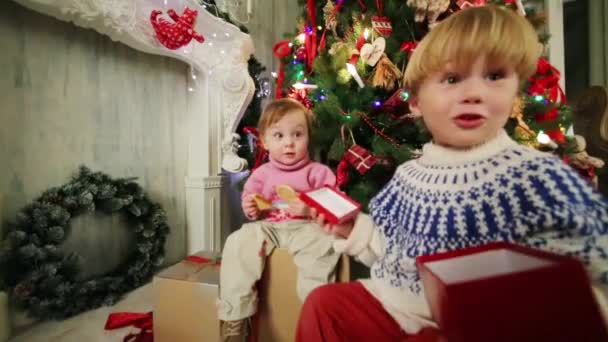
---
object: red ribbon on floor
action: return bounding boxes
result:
[105,312,153,342]
[185,254,222,266]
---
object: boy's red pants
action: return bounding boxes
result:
[295,281,444,342]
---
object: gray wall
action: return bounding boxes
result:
[246,0,300,79]
[0,2,190,276]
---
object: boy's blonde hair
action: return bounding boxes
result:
[404,5,540,94]
[258,98,314,136]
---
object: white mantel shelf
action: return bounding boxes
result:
[13,0,256,253]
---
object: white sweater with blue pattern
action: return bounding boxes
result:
[334,131,608,333]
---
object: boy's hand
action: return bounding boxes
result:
[242,194,260,220]
[310,207,354,239]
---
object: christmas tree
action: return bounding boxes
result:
[240,0,597,209]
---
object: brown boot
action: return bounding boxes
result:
[220,318,250,342]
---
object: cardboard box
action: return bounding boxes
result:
[153,251,221,342]
[255,248,350,342]
[416,242,608,342]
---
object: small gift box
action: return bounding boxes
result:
[344,145,376,174]
[299,186,360,224]
[416,242,608,342]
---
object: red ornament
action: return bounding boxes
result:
[336,158,350,188]
[372,15,393,36]
[534,108,559,123]
[345,145,377,174]
[457,0,487,9]
[150,8,204,50]
[400,41,418,56]
[296,47,307,62]
[382,88,410,114]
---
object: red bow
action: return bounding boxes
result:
[534,108,559,123]
[306,0,318,72]
[528,58,566,103]
[243,126,268,170]
[150,8,204,50]
[273,40,293,99]
[105,312,153,342]
[288,88,314,109]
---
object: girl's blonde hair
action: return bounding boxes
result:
[258,98,314,137]
[404,5,540,94]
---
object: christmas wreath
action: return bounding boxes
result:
[0,167,170,320]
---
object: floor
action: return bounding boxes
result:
[9,284,152,342]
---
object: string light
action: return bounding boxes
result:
[537,131,550,144]
[534,95,544,102]
[297,33,306,44]
[536,131,558,149]
[293,82,318,90]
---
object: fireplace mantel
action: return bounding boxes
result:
[13,0,256,252]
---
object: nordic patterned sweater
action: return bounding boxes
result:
[333,130,608,333]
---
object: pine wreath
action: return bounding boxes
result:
[0,166,170,320]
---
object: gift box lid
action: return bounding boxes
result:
[155,251,220,285]
[299,186,361,224]
[416,242,608,342]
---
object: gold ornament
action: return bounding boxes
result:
[511,96,534,135]
[323,0,338,36]
[337,68,353,84]
[372,54,402,91]
[406,0,451,28]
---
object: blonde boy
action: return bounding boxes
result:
[296,6,608,341]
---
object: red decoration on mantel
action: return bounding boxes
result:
[150,8,205,50]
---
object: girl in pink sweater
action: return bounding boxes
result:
[217,99,339,342]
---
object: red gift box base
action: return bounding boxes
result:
[416,242,608,342]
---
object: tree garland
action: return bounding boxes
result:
[0,167,170,320]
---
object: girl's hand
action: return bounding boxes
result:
[286,199,311,217]
[310,207,354,239]
[242,194,260,220]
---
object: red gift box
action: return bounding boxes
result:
[299,186,361,224]
[345,144,377,174]
[416,242,608,342]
